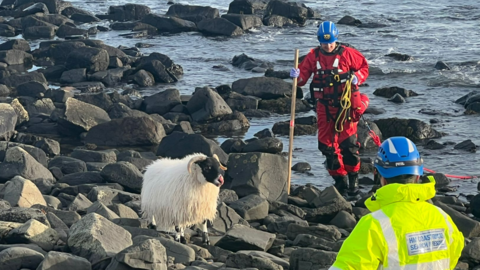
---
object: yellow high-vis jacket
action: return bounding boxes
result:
[329,176,464,270]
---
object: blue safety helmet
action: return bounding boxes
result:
[374,137,424,178]
[317,21,339,44]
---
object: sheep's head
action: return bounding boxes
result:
[188,154,227,187]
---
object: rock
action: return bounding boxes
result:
[156,132,228,164]
[329,210,356,229]
[263,0,308,26]
[469,194,480,219]
[0,24,15,37]
[1,71,47,89]
[373,86,418,98]
[286,223,341,242]
[289,248,337,269]
[74,92,113,111]
[48,156,87,175]
[435,61,450,70]
[231,53,273,71]
[0,49,33,65]
[133,69,155,87]
[0,207,49,226]
[71,13,100,23]
[166,4,219,23]
[338,15,362,26]
[259,97,310,114]
[292,162,311,173]
[388,93,406,103]
[101,162,143,192]
[454,139,477,152]
[197,18,244,36]
[462,237,480,262]
[87,201,120,220]
[196,111,250,134]
[57,97,110,136]
[187,86,232,122]
[32,205,81,227]
[141,14,197,33]
[242,137,283,154]
[225,152,288,202]
[424,139,446,150]
[215,224,275,252]
[0,247,45,269]
[254,128,274,139]
[222,14,263,30]
[71,149,117,163]
[72,81,105,93]
[227,0,268,15]
[211,202,249,234]
[106,238,167,270]
[374,118,442,142]
[68,193,93,212]
[106,4,151,22]
[56,24,88,38]
[60,68,87,83]
[59,171,105,186]
[1,176,47,207]
[385,53,413,61]
[5,219,59,251]
[232,77,301,100]
[435,202,480,238]
[36,251,92,270]
[357,119,383,150]
[133,235,195,264]
[226,253,282,270]
[0,39,30,52]
[225,92,258,111]
[229,194,269,221]
[68,213,133,264]
[85,116,166,146]
[141,88,181,115]
[0,103,17,141]
[0,146,55,185]
[65,47,109,73]
[272,116,317,136]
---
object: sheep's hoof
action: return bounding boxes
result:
[202,232,210,245]
[180,236,187,244]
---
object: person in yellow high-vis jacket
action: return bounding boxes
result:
[329,136,464,270]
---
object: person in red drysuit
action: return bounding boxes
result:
[290,21,369,196]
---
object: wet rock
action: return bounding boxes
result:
[289,248,337,270]
[388,93,406,103]
[385,53,413,61]
[68,213,133,264]
[0,103,17,140]
[0,49,33,65]
[197,17,244,36]
[0,247,45,269]
[166,4,219,23]
[187,86,232,122]
[225,152,288,202]
[454,139,477,152]
[141,14,197,33]
[242,137,283,154]
[272,116,317,135]
[60,68,86,83]
[71,13,100,23]
[101,162,143,192]
[231,53,273,71]
[374,118,442,142]
[222,14,263,30]
[106,4,151,22]
[89,67,127,87]
[292,162,311,173]
[226,253,282,270]
[106,238,167,270]
[357,119,383,150]
[135,59,174,84]
[156,131,227,163]
[227,0,268,15]
[259,97,310,114]
[5,219,59,251]
[424,139,446,150]
[62,6,96,17]
[232,76,301,100]
[65,47,109,73]
[56,24,88,38]
[373,86,418,98]
[229,194,269,221]
[225,92,259,111]
[337,15,362,26]
[72,81,105,93]
[133,69,155,87]
[85,116,166,146]
[215,224,275,252]
[254,128,274,139]
[197,111,250,134]
[141,89,181,115]
[0,24,16,37]
[1,71,47,88]
[435,61,450,70]
[1,176,47,207]
[263,0,308,26]
[57,97,110,136]
[221,138,246,154]
[264,68,289,79]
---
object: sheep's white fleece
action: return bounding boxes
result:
[141,153,220,231]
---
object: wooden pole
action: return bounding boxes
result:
[287,49,299,195]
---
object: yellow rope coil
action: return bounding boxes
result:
[334,76,353,133]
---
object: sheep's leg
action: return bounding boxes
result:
[174,226,187,244]
[201,220,210,245]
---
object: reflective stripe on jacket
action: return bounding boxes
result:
[329,176,464,270]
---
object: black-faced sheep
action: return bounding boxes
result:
[140,153,227,244]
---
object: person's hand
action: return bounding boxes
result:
[352,75,358,85]
[290,68,300,78]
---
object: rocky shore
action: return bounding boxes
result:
[0,0,479,269]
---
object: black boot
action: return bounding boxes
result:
[333,175,348,195]
[347,173,360,196]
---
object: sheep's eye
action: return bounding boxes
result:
[204,166,211,171]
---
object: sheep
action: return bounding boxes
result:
[140,152,227,244]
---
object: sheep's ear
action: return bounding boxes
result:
[213,154,227,171]
[188,156,206,174]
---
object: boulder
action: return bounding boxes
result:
[221,14,262,30]
[57,97,110,135]
[0,49,33,65]
[85,116,166,146]
[227,0,268,15]
[166,4,219,23]
[141,88,181,115]
[5,219,59,251]
[0,103,17,141]
[232,76,301,100]
[225,152,288,202]
[289,248,337,270]
[197,18,244,36]
[105,238,167,270]
[215,224,275,252]
[374,118,442,142]
[65,47,109,73]
[187,86,232,122]
[1,176,47,207]
[36,251,91,270]
[106,4,151,22]
[263,0,309,26]
[141,14,197,34]
[0,247,45,269]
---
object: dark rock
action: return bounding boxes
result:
[89,67,127,87]
[74,92,113,111]
[101,162,143,192]
[454,139,476,152]
[71,13,100,23]
[337,15,362,26]
[186,86,232,122]
[435,61,450,70]
[0,247,45,269]
[243,109,272,118]
[435,201,480,238]
[263,16,296,28]
[72,81,105,93]
[385,53,413,61]
[231,53,273,71]
[225,152,288,202]
[57,97,110,136]
[0,49,33,65]
[357,119,383,150]
[263,0,308,26]
[0,146,54,185]
[424,140,446,150]
[16,81,49,98]
[106,4,151,22]
[166,4,219,23]
[136,60,174,83]
[225,253,282,270]
[37,251,91,270]
[225,92,258,111]
[23,25,56,39]
[254,128,274,139]
[373,86,418,98]
[156,132,228,164]
[218,190,239,204]
[229,194,269,221]
[227,0,268,15]
[259,97,310,114]
[141,14,196,34]
[232,76,301,100]
[133,69,155,87]
[197,17,244,36]
[242,137,283,154]
[65,47,109,73]
[272,116,317,135]
[289,248,337,270]
[388,93,406,103]
[62,6,95,17]
[60,68,86,83]
[221,14,263,30]
[286,223,341,242]
[48,156,87,175]
[329,210,356,229]
[1,71,46,88]
[56,24,88,38]
[105,238,167,270]
[374,118,442,142]
[0,24,16,37]
[84,116,166,146]
[215,224,275,252]
[0,207,49,226]
[0,103,17,141]
[59,172,105,186]
[292,162,311,173]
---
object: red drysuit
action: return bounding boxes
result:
[297,44,369,177]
